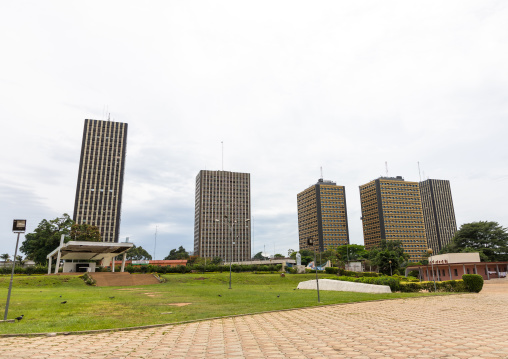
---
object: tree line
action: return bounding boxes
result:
[15,214,212,265]
[14,214,508,275]
[252,221,508,275]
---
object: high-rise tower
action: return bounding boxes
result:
[73,119,128,243]
[419,179,457,254]
[194,170,251,262]
[297,179,349,252]
[359,176,427,262]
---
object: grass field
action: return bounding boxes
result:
[0,273,447,334]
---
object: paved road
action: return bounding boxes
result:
[1,280,507,358]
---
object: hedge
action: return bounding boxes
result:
[1,263,286,275]
[335,276,470,292]
[336,275,400,291]
[399,280,467,293]
[324,267,381,277]
[462,274,483,293]
[0,265,49,275]
[121,263,283,274]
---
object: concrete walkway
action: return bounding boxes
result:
[1,279,507,358]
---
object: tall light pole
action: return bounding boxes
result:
[216,216,249,290]
[4,219,26,321]
[307,237,320,303]
[389,260,393,276]
[427,248,437,292]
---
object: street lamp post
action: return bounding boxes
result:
[389,260,393,276]
[228,219,235,290]
[4,220,26,321]
[216,216,249,290]
[307,237,320,303]
[427,248,437,292]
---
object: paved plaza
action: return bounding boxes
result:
[1,279,507,358]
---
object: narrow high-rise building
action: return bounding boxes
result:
[73,119,128,243]
[359,176,427,262]
[297,179,349,252]
[419,179,457,254]
[194,170,251,262]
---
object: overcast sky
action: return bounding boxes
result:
[1,1,507,260]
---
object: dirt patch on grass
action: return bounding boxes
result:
[116,288,141,291]
[194,277,208,280]
[144,292,163,297]
[166,303,192,307]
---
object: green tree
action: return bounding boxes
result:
[211,257,222,265]
[320,248,340,267]
[164,246,190,260]
[126,244,152,260]
[252,251,265,260]
[290,249,314,266]
[20,214,74,265]
[337,244,368,262]
[190,256,206,266]
[1,253,10,262]
[440,221,508,262]
[369,239,409,275]
[70,223,101,242]
[273,253,285,258]
[186,255,200,265]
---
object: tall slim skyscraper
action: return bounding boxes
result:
[194,170,251,262]
[73,119,128,243]
[297,178,349,252]
[419,179,457,254]
[359,176,427,262]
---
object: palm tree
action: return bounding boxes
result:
[1,253,10,262]
[15,255,24,265]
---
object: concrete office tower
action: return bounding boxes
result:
[359,176,427,262]
[419,179,457,254]
[297,179,350,252]
[194,170,251,262]
[73,119,128,243]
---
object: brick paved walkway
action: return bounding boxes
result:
[1,279,507,358]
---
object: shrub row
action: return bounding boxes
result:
[121,263,283,274]
[1,263,285,275]
[336,275,400,291]
[0,265,49,275]
[401,274,483,293]
[335,275,478,292]
[324,267,381,277]
[399,280,467,293]
[287,267,320,274]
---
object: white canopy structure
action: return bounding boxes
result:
[47,238,133,274]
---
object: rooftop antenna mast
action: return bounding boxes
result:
[385,161,388,177]
[418,161,422,182]
[320,166,323,180]
[221,141,224,171]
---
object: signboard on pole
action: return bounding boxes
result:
[12,219,26,233]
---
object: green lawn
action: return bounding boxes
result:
[0,273,446,334]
